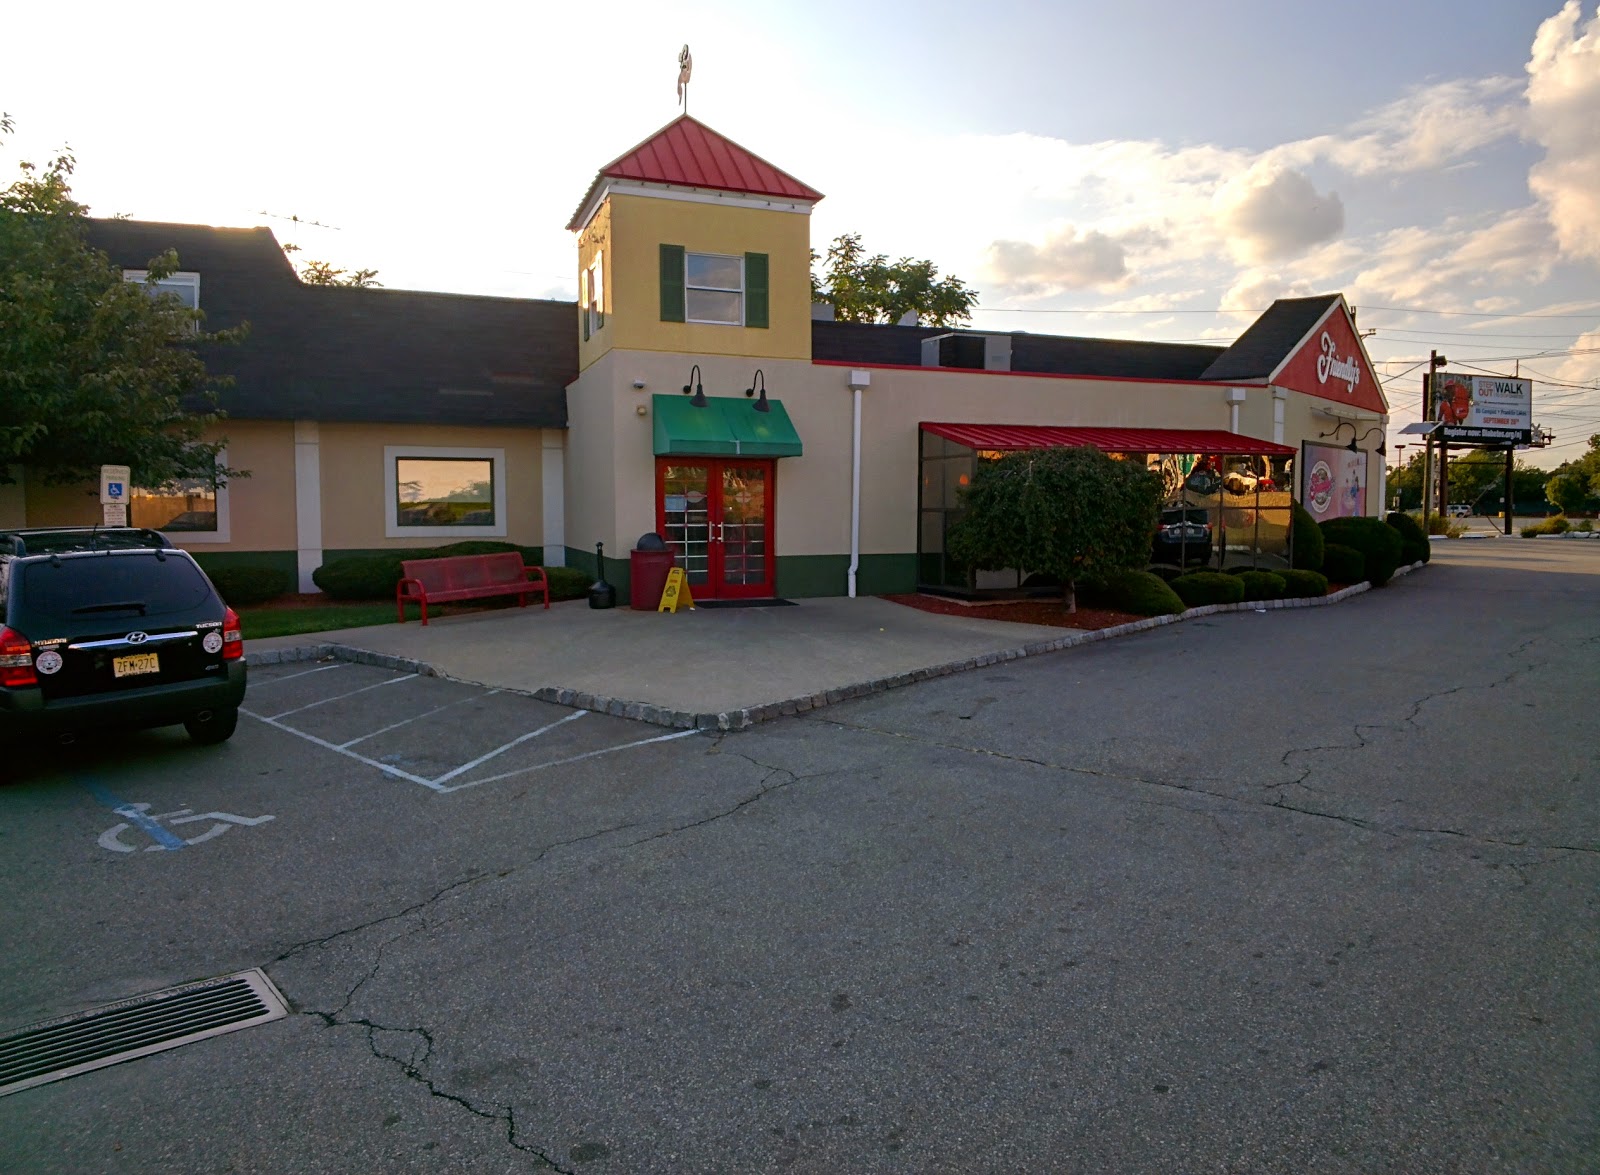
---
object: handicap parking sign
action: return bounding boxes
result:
[108,482,124,498]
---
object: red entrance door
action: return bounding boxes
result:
[656,459,776,600]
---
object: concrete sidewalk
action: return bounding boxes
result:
[247,586,1368,730]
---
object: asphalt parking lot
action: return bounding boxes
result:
[2,542,1596,1173]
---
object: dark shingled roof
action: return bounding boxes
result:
[1198,294,1343,382]
[85,220,573,428]
[811,321,1226,380]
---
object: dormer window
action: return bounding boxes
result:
[124,269,200,310]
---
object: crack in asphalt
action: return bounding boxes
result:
[303,1007,574,1173]
[266,747,816,1172]
[811,715,1597,857]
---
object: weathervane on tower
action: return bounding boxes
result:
[677,44,693,113]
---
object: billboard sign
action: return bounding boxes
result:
[1299,441,1368,522]
[1428,373,1532,445]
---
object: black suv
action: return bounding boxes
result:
[0,528,247,745]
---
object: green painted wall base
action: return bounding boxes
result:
[559,549,917,601]
[775,554,917,598]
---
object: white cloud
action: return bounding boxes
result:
[1212,164,1345,263]
[1526,1,1600,264]
[985,226,1133,291]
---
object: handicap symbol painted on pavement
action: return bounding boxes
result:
[98,803,275,853]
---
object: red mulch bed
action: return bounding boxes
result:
[882,593,1145,631]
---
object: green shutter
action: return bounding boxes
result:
[745,252,769,329]
[659,244,686,322]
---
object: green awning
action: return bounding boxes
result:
[652,394,802,457]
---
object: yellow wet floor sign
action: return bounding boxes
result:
[657,567,695,612]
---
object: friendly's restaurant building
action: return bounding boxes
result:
[3,115,1391,602]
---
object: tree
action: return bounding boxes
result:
[0,122,242,488]
[946,446,1162,612]
[1545,470,1595,515]
[281,242,381,287]
[811,232,977,327]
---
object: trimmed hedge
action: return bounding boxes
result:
[1290,501,1325,572]
[1318,516,1403,586]
[1322,543,1365,584]
[1170,571,1246,607]
[1385,511,1430,564]
[1084,568,1185,616]
[314,542,545,600]
[206,565,291,607]
[1237,570,1286,601]
[1279,568,1329,598]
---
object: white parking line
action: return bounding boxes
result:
[249,664,345,687]
[338,690,503,749]
[435,729,702,793]
[266,673,420,720]
[430,712,587,784]
[241,708,444,790]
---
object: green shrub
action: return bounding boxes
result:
[313,542,545,600]
[1145,564,1183,583]
[1577,519,1594,533]
[1318,516,1403,586]
[544,566,591,601]
[1522,514,1571,536]
[1385,511,1431,565]
[1290,501,1324,572]
[1170,571,1246,607]
[1425,512,1466,538]
[1084,569,1185,616]
[1237,570,1286,601]
[1279,569,1329,598]
[206,565,291,606]
[1322,543,1365,584]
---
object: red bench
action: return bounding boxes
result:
[396,552,550,625]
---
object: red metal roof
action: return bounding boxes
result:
[567,116,823,230]
[920,423,1296,456]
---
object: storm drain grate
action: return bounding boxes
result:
[0,968,288,1097]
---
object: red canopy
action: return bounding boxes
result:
[919,422,1295,456]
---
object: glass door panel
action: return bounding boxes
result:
[719,464,770,594]
[660,463,711,586]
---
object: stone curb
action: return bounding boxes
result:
[249,564,1418,735]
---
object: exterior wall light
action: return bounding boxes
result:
[746,368,770,413]
[682,364,707,409]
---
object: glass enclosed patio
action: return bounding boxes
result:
[917,423,1300,596]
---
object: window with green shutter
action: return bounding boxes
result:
[660,244,686,322]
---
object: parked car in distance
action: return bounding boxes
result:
[1446,504,1471,518]
[1151,507,1215,567]
[0,528,246,747]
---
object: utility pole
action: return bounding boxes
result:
[1423,351,1447,520]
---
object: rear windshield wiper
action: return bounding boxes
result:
[70,601,148,615]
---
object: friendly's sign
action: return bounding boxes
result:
[1428,374,1532,445]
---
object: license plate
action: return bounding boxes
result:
[113,652,160,678]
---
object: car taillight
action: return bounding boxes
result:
[222,607,243,660]
[0,626,36,688]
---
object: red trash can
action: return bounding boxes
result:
[629,538,678,611]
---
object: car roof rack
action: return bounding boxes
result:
[0,527,176,556]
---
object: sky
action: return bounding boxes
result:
[7,0,1600,467]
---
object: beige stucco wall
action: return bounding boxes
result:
[566,352,1388,566]
[317,422,546,551]
[0,473,26,529]
[213,420,297,552]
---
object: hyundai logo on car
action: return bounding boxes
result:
[125,631,148,644]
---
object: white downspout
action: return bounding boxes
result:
[847,370,870,597]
